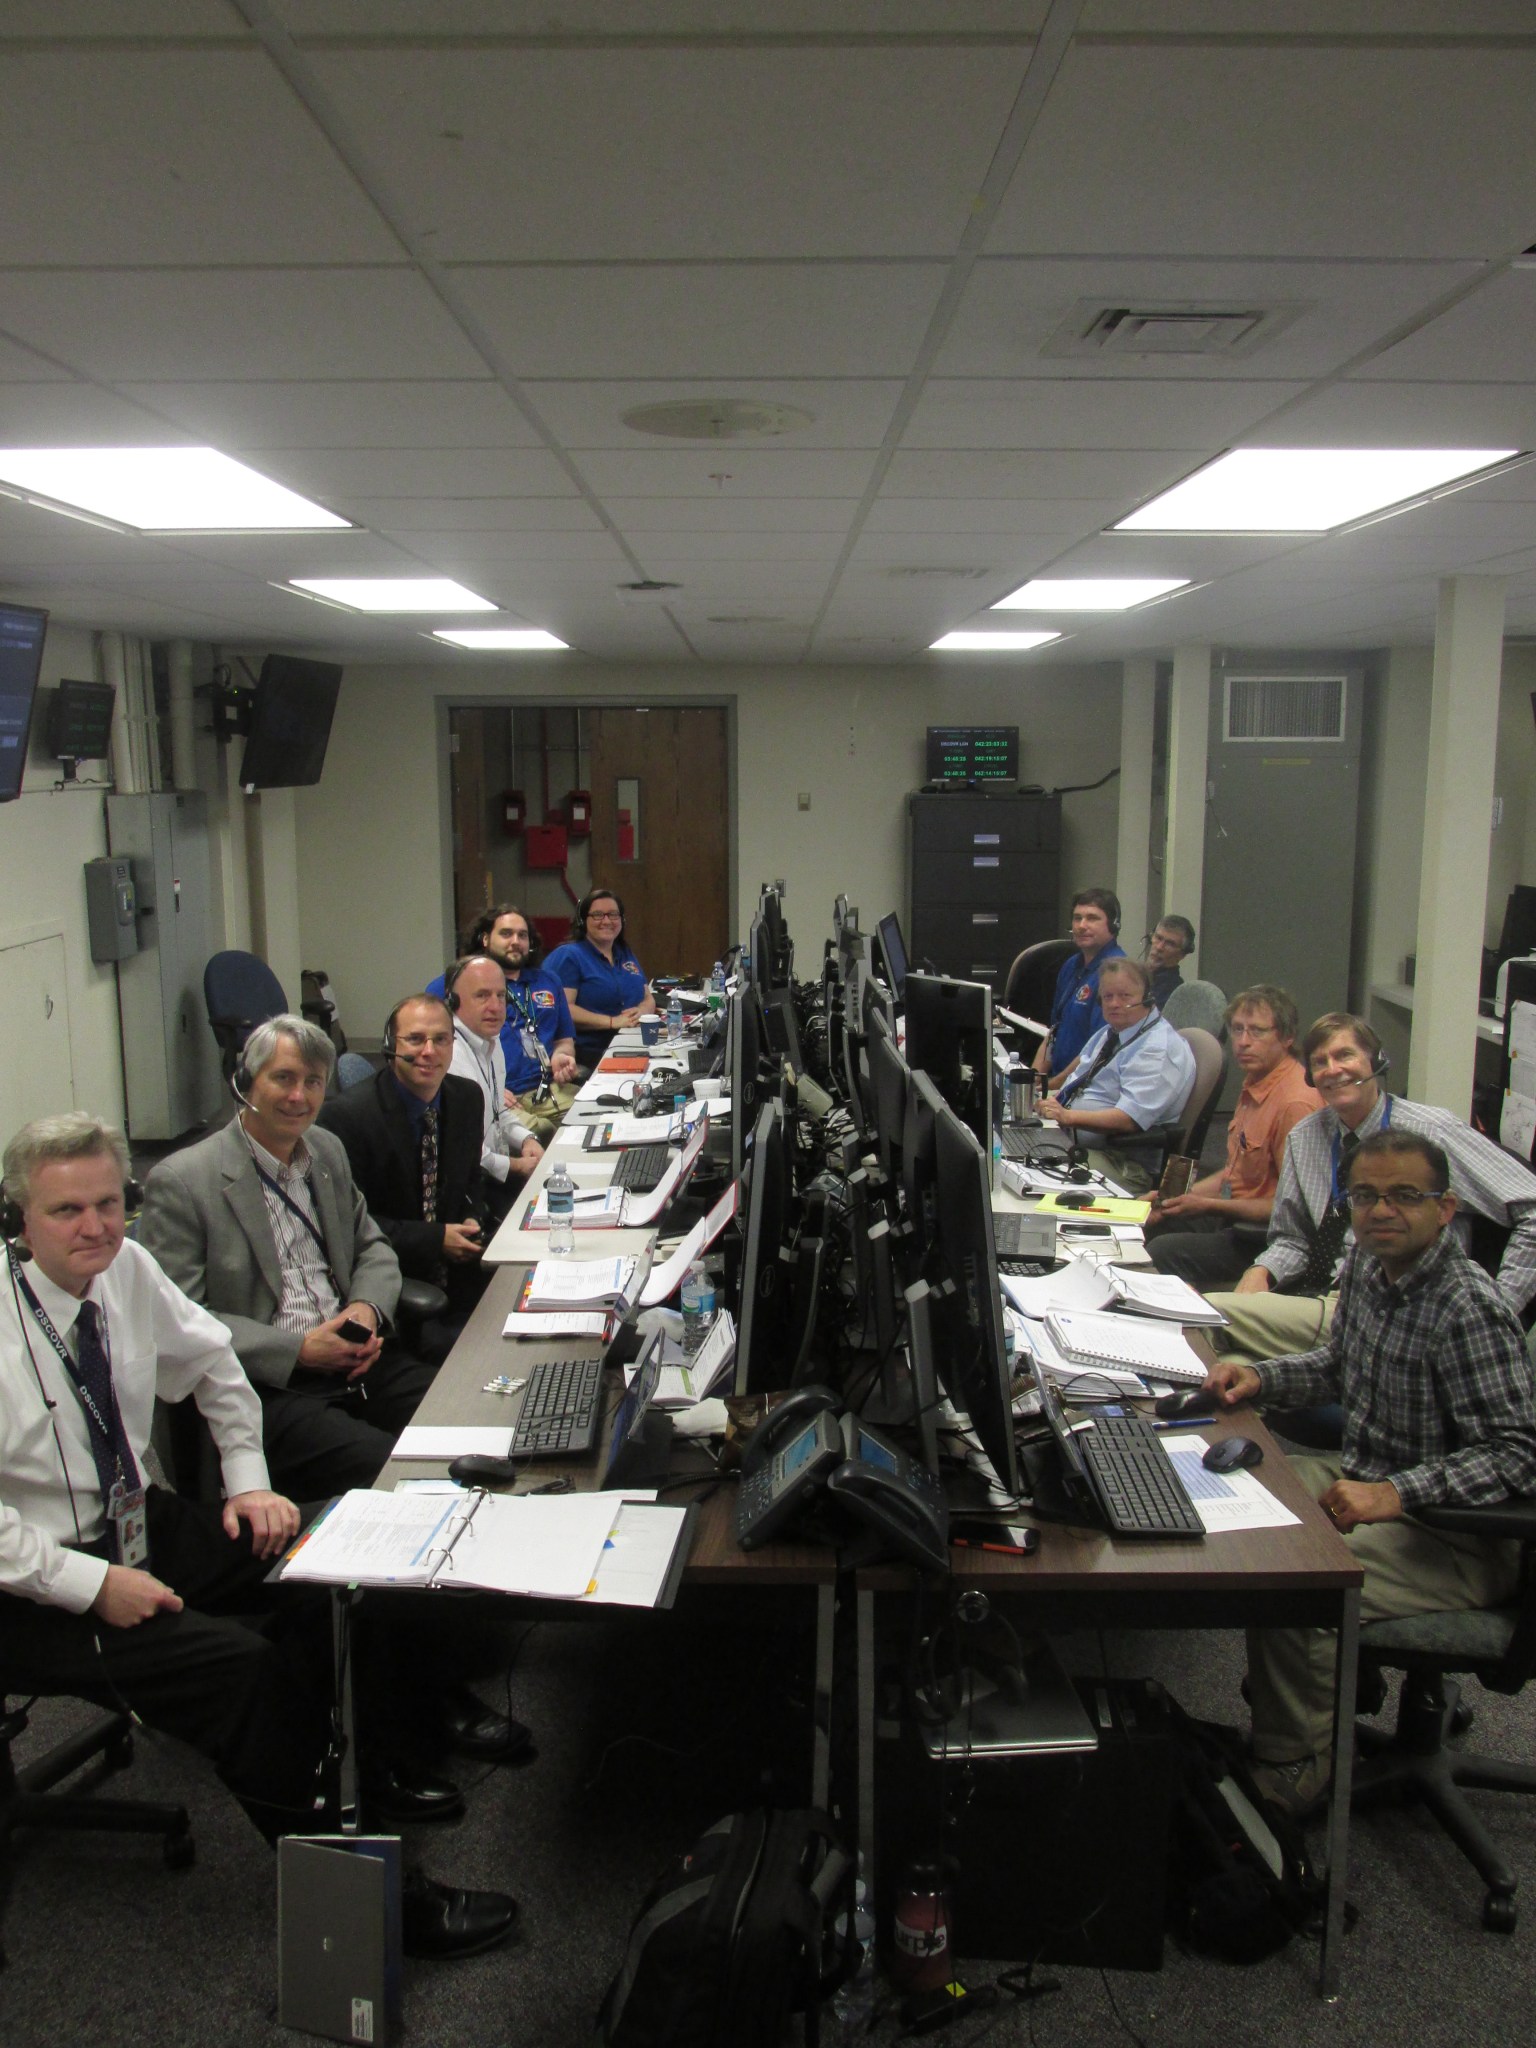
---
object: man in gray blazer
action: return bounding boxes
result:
[139,1013,436,1502]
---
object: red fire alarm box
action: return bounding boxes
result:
[524,822,569,870]
[564,788,592,837]
[500,788,526,837]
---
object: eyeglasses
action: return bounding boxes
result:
[587,909,622,922]
[398,1032,452,1051]
[1228,1022,1278,1041]
[1346,1187,1447,1213]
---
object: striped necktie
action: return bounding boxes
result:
[421,1107,440,1224]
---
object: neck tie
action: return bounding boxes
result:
[421,1106,440,1225]
[72,1300,142,1503]
[1059,1030,1121,1107]
[1297,1129,1359,1294]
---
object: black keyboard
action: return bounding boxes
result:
[998,1256,1054,1278]
[999,1123,1046,1157]
[1076,1411,1204,1540]
[511,1354,605,1457]
[611,1142,671,1191]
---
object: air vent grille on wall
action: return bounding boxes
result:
[1225,673,1346,743]
[1044,299,1308,360]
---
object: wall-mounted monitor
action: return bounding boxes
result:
[925,724,1018,785]
[0,602,49,803]
[239,654,344,792]
[46,678,116,764]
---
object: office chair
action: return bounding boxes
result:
[1161,977,1228,1038]
[335,1049,375,1091]
[1351,1494,1536,1932]
[1002,939,1075,1023]
[1103,1027,1228,1184]
[203,949,288,1087]
[0,1689,193,1968]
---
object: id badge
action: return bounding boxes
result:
[108,1481,149,1569]
[519,1026,543,1063]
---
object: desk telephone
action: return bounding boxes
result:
[735,1386,949,1573]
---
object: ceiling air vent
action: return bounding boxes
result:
[886,566,992,582]
[1224,673,1346,743]
[1044,299,1308,360]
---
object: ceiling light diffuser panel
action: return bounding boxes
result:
[991,577,1190,610]
[433,628,569,650]
[289,577,494,612]
[0,448,350,530]
[930,630,1063,651]
[1115,448,1521,534]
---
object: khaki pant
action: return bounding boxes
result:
[509,1078,582,1144]
[1247,1452,1520,1762]
[1205,1288,1337,1364]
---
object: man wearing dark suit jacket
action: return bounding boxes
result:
[317,994,493,1348]
[139,1013,436,1501]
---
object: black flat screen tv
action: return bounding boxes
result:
[0,602,49,802]
[239,655,344,792]
[46,678,116,762]
[925,724,1018,784]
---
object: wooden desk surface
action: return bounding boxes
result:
[378,1264,837,1588]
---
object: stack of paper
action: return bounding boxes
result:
[1045,1308,1207,1384]
[520,1255,639,1313]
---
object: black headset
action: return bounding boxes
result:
[1304,1046,1390,1089]
[1074,890,1120,937]
[2,1174,145,1243]
[573,887,626,944]
[382,992,453,1060]
[442,954,498,1015]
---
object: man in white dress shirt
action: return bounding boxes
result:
[445,954,544,1213]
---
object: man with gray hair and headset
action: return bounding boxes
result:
[0,1109,517,1956]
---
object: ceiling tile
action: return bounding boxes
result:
[354,498,604,532]
[1350,272,1536,383]
[0,269,486,383]
[572,449,879,499]
[275,2,1039,28]
[525,379,905,450]
[257,445,578,501]
[604,497,862,533]
[119,379,540,451]
[0,382,186,442]
[881,448,1199,503]
[903,378,1307,450]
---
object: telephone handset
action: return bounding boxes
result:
[736,1388,950,1573]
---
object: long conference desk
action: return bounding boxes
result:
[375,1031,1363,1997]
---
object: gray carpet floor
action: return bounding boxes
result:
[5,1598,1536,2048]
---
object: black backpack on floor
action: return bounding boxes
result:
[597,1807,855,2048]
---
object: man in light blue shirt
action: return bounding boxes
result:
[1040,958,1195,1191]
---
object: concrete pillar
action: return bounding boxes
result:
[166,639,197,792]
[1116,657,1156,952]
[1164,644,1211,974]
[1410,575,1506,1112]
[246,787,303,1002]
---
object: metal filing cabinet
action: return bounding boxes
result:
[907,791,1061,994]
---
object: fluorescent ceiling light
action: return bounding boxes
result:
[992,577,1190,611]
[0,447,349,531]
[433,627,569,651]
[930,630,1062,652]
[1115,448,1520,534]
[289,576,494,613]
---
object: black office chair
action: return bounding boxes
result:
[1002,938,1074,1024]
[1351,1494,1536,1932]
[1098,1026,1228,1185]
[203,949,288,1087]
[0,1691,193,1968]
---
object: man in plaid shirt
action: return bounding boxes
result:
[1204,1128,1536,1816]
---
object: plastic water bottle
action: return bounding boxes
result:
[679,1259,716,1355]
[545,1161,576,1254]
[708,959,725,1010]
[830,1869,877,2043]
[667,988,684,1042]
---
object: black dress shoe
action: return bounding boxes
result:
[439,1684,535,1763]
[401,1869,518,1960]
[363,1763,466,1825]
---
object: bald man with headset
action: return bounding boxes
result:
[1205,1011,1536,1366]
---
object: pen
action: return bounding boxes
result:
[950,1536,1028,1556]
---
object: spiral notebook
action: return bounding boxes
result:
[1043,1308,1207,1384]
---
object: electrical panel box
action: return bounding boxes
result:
[524,822,569,870]
[83,855,139,962]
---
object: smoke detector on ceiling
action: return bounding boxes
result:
[615,580,681,606]
[620,399,815,440]
[1043,298,1309,360]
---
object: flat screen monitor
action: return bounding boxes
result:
[733,1100,793,1395]
[0,602,48,803]
[903,972,993,1159]
[926,724,1018,785]
[875,911,909,1003]
[45,678,115,763]
[866,1008,910,1191]
[727,981,769,1187]
[901,1067,945,1269]
[762,986,803,1070]
[758,885,791,985]
[1498,884,1536,966]
[239,654,344,791]
[930,1095,1020,1499]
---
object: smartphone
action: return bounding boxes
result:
[337,1316,373,1344]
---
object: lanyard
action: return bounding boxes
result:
[1330,1093,1392,1203]
[250,1157,332,1266]
[9,1251,127,1476]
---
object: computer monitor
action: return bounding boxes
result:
[0,602,48,804]
[930,1096,1020,1499]
[865,1008,910,1191]
[759,884,792,984]
[875,912,909,1004]
[762,986,803,1069]
[239,654,344,792]
[900,1067,946,1269]
[903,972,993,1159]
[727,980,769,1187]
[748,910,773,994]
[733,1100,794,1395]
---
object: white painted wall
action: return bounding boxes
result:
[0,623,126,1127]
[292,656,1126,1035]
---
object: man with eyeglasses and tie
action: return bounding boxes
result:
[1203,1010,1536,1366]
[1203,1128,1536,1817]
[1037,956,1194,1193]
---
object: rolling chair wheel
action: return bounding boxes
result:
[1482,1892,1517,1934]
[164,1830,196,1872]
[1450,1700,1475,1737]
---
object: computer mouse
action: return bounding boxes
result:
[1202,1436,1264,1474]
[1154,1387,1219,1421]
[446,1452,521,1488]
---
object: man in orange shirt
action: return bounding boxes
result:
[1145,984,1321,1291]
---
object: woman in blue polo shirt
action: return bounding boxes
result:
[544,887,656,1068]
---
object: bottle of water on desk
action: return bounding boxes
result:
[545,1161,576,1255]
[667,988,683,1042]
[679,1259,715,1355]
[709,959,725,1009]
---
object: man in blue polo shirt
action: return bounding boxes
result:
[1034,886,1126,1085]
[428,904,578,1140]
